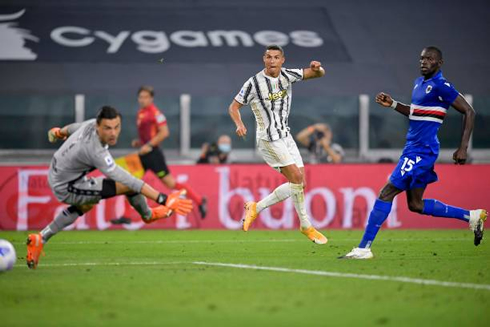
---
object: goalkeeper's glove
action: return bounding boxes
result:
[48,127,66,143]
[156,189,193,216]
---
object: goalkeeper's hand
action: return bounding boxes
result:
[48,127,66,143]
[157,190,193,216]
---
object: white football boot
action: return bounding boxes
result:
[339,247,374,259]
[469,209,487,246]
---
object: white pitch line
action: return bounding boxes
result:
[16,261,186,268]
[193,261,490,292]
[9,238,469,245]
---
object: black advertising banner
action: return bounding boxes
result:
[0,6,350,63]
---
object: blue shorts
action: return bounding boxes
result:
[389,151,438,191]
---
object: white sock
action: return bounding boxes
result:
[256,183,291,213]
[290,183,311,229]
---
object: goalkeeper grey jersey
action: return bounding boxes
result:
[48,119,144,194]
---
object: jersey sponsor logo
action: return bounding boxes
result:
[425,85,432,94]
[268,89,287,101]
[0,9,38,60]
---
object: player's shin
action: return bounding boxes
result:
[290,182,311,229]
[40,206,83,243]
[422,199,470,222]
[359,199,392,248]
[175,182,202,205]
[126,193,152,220]
[256,182,291,213]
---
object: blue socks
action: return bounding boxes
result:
[359,199,392,248]
[422,199,469,222]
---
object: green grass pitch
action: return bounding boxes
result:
[0,229,489,326]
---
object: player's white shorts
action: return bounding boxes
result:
[257,134,304,171]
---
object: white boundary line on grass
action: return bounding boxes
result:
[15,260,490,291]
[192,261,490,292]
[30,261,187,268]
[10,238,469,245]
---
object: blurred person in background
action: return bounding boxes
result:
[296,123,344,164]
[132,86,207,218]
[197,134,232,164]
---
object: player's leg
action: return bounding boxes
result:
[27,176,108,269]
[410,188,488,246]
[340,182,403,259]
[38,177,116,246]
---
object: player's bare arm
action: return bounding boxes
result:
[450,94,475,165]
[303,61,325,80]
[375,92,411,116]
[228,99,247,137]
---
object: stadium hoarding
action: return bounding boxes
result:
[0,164,488,231]
[0,6,348,63]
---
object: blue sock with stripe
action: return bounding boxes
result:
[359,199,392,248]
[422,199,469,222]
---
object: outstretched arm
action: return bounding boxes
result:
[48,122,84,143]
[375,92,411,116]
[451,94,475,165]
[229,99,247,138]
[303,61,325,80]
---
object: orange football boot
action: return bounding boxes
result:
[300,226,328,245]
[26,233,44,269]
[143,205,172,224]
[242,202,258,231]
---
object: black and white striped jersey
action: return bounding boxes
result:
[235,68,304,142]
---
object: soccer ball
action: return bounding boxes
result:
[0,239,16,272]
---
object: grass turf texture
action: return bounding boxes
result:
[0,230,489,327]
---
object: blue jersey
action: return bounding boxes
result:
[404,70,459,155]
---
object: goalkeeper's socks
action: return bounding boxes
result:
[359,199,392,248]
[256,183,291,213]
[175,182,202,205]
[127,193,152,220]
[422,199,470,222]
[40,206,83,243]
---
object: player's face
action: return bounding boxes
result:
[263,50,285,77]
[138,91,154,108]
[97,116,121,146]
[419,50,442,77]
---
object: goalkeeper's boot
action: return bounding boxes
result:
[143,206,172,224]
[300,226,328,245]
[470,209,487,246]
[242,202,258,231]
[338,247,374,259]
[26,233,44,269]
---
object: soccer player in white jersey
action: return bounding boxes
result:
[228,45,328,244]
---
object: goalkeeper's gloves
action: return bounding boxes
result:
[48,127,66,143]
[156,189,193,216]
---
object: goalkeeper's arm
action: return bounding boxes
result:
[47,122,83,143]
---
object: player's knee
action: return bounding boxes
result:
[290,171,303,184]
[408,201,424,213]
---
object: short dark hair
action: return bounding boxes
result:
[424,46,443,60]
[138,85,155,97]
[265,44,284,56]
[96,106,121,125]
